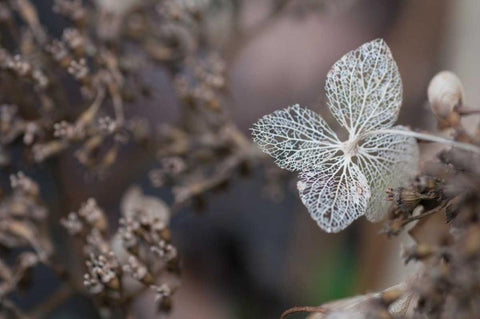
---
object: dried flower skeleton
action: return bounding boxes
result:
[280,65,480,318]
[252,39,480,233]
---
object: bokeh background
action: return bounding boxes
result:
[9,0,480,318]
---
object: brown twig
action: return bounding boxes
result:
[400,205,444,227]
[1,298,30,319]
[281,306,328,319]
[400,196,463,228]
[27,283,74,319]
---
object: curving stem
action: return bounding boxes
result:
[363,129,480,155]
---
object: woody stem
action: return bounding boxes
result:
[364,129,480,155]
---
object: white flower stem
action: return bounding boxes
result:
[366,129,480,154]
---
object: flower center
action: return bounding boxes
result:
[341,139,358,159]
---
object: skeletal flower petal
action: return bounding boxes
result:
[325,39,402,136]
[251,39,418,232]
[297,160,371,233]
[251,104,341,172]
[356,126,419,221]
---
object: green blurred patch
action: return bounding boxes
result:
[307,243,358,305]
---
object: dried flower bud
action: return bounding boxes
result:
[46,40,71,67]
[120,186,170,230]
[380,287,404,306]
[7,55,32,77]
[61,212,83,235]
[427,71,464,129]
[386,187,421,213]
[68,58,89,81]
[0,104,18,131]
[149,169,166,187]
[86,228,110,254]
[160,156,186,175]
[62,28,85,54]
[150,240,177,261]
[10,172,39,197]
[23,122,40,145]
[84,252,120,292]
[53,0,87,22]
[97,116,117,134]
[414,175,442,193]
[32,69,49,88]
[152,284,174,313]
[117,217,135,242]
[123,256,153,284]
[75,198,108,232]
[53,121,85,141]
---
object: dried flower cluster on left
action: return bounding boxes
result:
[1,0,314,315]
[63,187,180,316]
[0,0,291,317]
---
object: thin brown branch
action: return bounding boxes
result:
[1,298,30,319]
[27,283,74,319]
[281,306,328,319]
[11,0,47,44]
[401,205,444,227]
[401,195,463,228]
[76,87,106,128]
[455,104,480,116]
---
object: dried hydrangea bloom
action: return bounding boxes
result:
[252,39,419,233]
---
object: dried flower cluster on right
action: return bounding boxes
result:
[305,71,480,319]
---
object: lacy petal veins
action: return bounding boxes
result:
[251,39,419,233]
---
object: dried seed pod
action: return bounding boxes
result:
[427,71,464,129]
[78,198,108,232]
[386,187,421,213]
[413,175,442,194]
[123,256,154,285]
[380,287,405,306]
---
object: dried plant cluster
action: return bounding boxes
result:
[63,188,180,316]
[4,0,480,319]
[0,0,317,317]
[0,172,180,318]
[281,71,480,319]
[253,40,480,235]
[249,39,480,318]
[0,0,253,177]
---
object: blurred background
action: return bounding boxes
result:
[4,0,480,318]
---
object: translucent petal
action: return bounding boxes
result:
[251,104,341,171]
[297,159,371,233]
[325,39,402,136]
[356,126,419,221]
